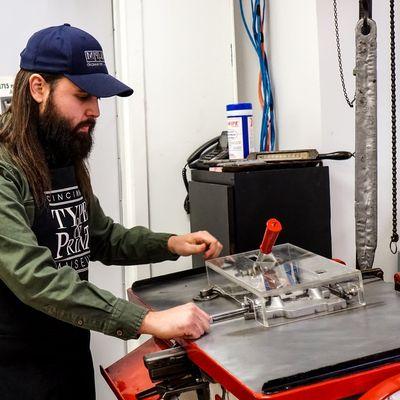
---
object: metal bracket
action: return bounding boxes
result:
[137,347,211,400]
[136,376,210,400]
[359,0,372,19]
[359,0,372,34]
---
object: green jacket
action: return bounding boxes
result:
[0,145,178,340]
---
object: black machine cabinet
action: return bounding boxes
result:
[189,166,332,267]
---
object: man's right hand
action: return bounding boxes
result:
[138,303,211,340]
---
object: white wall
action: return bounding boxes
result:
[120,0,237,284]
[234,0,400,278]
[316,0,358,270]
[0,2,123,399]
[144,0,237,277]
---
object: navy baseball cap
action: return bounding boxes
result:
[20,23,133,98]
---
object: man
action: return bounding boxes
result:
[0,24,222,399]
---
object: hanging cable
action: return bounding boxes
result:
[389,0,398,254]
[333,0,356,108]
[239,0,276,151]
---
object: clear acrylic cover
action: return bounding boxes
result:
[205,243,365,327]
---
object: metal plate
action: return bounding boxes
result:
[132,271,400,393]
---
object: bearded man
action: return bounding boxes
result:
[0,24,222,400]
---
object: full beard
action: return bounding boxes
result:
[38,96,95,168]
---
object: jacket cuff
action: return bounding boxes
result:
[151,233,180,261]
[109,298,149,340]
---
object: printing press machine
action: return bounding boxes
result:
[101,243,400,400]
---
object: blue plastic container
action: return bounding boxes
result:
[226,103,254,159]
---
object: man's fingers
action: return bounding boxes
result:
[186,242,207,255]
[140,302,211,340]
[193,230,217,244]
[190,321,205,339]
[182,305,210,339]
[198,313,211,333]
[193,307,211,332]
[197,306,211,322]
[203,240,223,259]
[168,231,222,258]
[190,317,210,338]
[190,231,223,259]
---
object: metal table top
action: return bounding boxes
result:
[132,269,400,393]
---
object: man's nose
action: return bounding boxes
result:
[87,97,100,118]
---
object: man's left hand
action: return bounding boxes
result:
[168,231,223,259]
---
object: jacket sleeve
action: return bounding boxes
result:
[0,162,148,340]
[89,195,180,265]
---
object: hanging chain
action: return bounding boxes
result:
[333,0,356,107]
[390,0,398,254]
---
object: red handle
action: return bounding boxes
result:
[260,218,282,254]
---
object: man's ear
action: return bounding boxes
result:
[29,74,50,105]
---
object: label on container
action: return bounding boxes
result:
[0,76,13,115]
[227,115,254,159]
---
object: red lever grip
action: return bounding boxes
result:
[260,218,282,255]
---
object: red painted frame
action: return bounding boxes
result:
[101,337,400,400]
[359,373,400,400]
[101,337,169,400]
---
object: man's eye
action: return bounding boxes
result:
[77,94,89,99]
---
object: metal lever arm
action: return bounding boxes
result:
[211,306,250,323]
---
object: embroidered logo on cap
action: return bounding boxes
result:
[84,50,105,67]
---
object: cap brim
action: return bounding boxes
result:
[65,73,133,98]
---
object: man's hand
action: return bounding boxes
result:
[168,231,223,259]
[139,303,211,340]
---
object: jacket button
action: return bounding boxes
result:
[77,319,84,326]
[116,329,123,337]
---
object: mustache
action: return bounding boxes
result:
[74,119,96,133]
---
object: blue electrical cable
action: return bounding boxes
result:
[256,2,270,151]
[263,44,275,150]
[254,1,269,148]
[239,0,256,50]
[239,0,276,151]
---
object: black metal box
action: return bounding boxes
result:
[189,166,332,267]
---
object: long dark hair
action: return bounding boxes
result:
[0,69,92,206]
